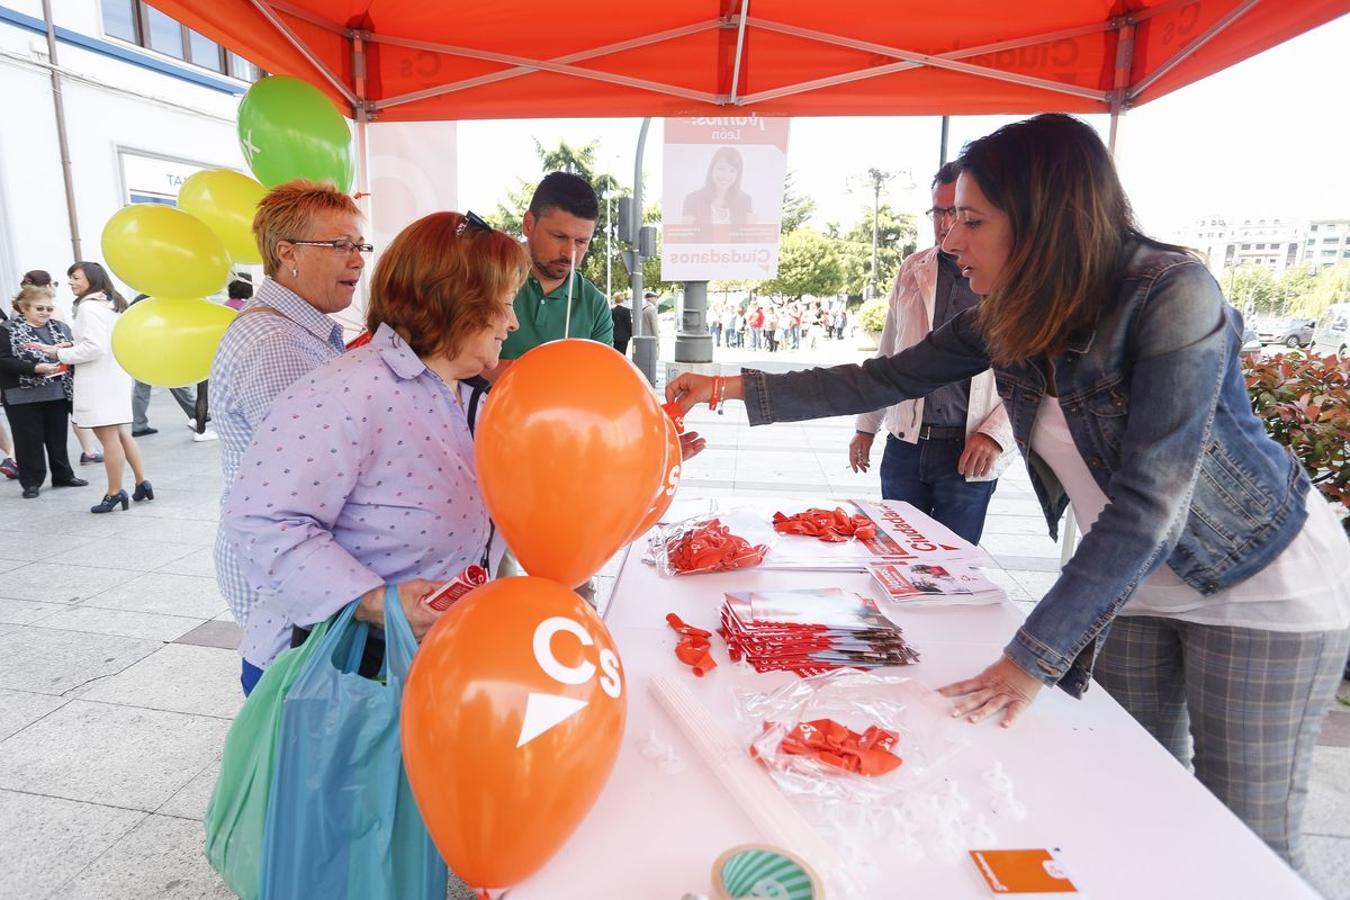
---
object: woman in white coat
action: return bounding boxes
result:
[33,262,151,513]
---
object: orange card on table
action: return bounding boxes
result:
[969,849,1078,894]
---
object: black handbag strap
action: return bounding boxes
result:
[462,375,495,569]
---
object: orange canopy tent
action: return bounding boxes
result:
[153,0,1346,128]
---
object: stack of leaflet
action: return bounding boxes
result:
[865,561,1005,607]
[720,587,921,677]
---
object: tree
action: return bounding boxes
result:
[780,171,816,234]
[834,204,918,301]
[487,139,629,294]
[1220,265,1277,317]
[1289,263,1350,319]
[758,229,843,299]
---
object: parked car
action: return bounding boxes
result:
[1256,317,1316,348]
[1311,304,1350,359]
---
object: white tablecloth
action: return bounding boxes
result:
[512,534,1318,898]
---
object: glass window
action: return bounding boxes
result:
[101,0,139,42]
[145,6,185,59]
[188,30,224,72]
[228,52,261,82]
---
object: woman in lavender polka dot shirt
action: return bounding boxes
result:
[224,211,528,680]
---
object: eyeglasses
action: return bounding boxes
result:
[456,210,493,236]
[29,306,55,312]
[286,237,374,255]
[925,206,959,221]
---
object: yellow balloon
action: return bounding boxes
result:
[112,297,237,387]
[178,169,266,264]
[101,205,230,299]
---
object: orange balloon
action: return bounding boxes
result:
[475,339,666,587]
[402,576,626,889]
[628,414,683,541]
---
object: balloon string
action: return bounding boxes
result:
[563,246,575,339]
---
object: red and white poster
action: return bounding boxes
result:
[660,116,790,281]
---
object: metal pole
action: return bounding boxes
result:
[629,117,657,385]
[939,115,949,166]
[605,192,612,300]
[41,0,81,260]
[675,280,712,363]
[869,173,881,300]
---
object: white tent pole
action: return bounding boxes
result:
[368,34,719,105]
[728,0,750,104]
[748,17,1109,103]
[247,0,358,106]
[739,20,1114,107]
[1107,16,1136,157]
[1128,0,1262,102]
[374,20,720,111]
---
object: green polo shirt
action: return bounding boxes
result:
[500,270,614,360]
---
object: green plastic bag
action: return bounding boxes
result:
[204,618,331,900]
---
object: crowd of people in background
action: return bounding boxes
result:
[707,300,849,352]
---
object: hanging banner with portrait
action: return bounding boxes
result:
[660,116,790,281]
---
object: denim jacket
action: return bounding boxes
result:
[743,240,1310,698]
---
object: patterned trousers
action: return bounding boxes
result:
[1095,615,1350,871]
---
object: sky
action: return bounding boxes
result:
[455,15,1350,240]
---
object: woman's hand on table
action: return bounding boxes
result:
[355,578,444,640]
[939,655,1043,728]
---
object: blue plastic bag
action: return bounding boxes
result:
[259,586,447,900]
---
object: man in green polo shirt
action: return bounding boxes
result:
[495,172,613,374]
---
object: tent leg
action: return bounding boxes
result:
[1108,109,1119,157]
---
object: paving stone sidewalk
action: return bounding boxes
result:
[0,362,1345,899]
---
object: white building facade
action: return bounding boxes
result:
[0,0,260,310]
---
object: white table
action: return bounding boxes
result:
[514,539,1318,898]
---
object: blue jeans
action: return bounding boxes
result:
[879,433,997,545]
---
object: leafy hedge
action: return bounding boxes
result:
[1244,351,1349,531]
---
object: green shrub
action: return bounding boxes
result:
[1244,351,1349,531]
[859,299,887,333]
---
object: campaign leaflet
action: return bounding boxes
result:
[719,587,920,676]
[866,562,1005,607]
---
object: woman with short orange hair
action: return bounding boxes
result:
[223,211,528,683]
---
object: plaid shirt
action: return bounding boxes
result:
[210,279,346,630]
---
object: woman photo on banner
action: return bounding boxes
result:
[681,146,756,231]
[667,114,1350,872]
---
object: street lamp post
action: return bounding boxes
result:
[604,190,613,301]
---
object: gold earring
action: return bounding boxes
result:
[291,267,298,278]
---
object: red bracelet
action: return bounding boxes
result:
[708,375,724,412]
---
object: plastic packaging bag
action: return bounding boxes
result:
[651,509,778,577]
[205,618,333,900]
[732,669,978,885]
[259,587,447,900]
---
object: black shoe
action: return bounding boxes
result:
[52,477,89,488]
[21,486,39,499]
[91,490,129,513]
[132,480,154,502]
[131,427,158,437]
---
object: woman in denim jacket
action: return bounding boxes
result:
[668,115,1350,869]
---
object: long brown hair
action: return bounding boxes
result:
[67,261,127,313]
[957,114,1176,366]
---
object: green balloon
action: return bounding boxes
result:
[238,75,353,192]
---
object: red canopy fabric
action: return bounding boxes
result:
[153,0,1347,121]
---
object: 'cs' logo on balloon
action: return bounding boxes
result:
[518,615,623,748]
